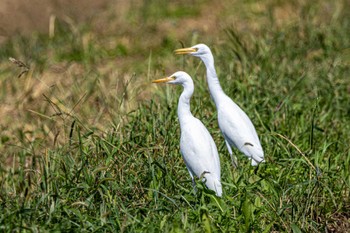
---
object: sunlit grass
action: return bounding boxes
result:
[0,0,349,232]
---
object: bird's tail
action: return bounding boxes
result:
[251,151,265,166]
[203,173,222,197]
[243,143,265,166]
[251,158,265,166]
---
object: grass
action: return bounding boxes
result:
[0,0,350,232]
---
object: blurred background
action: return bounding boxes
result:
[0,0,110,42]
[0,0,265,152]
[0,0,349,161]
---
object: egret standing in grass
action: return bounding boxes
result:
[175,44,264,166]
[153,71,222,197]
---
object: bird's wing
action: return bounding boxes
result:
[180,118,220,180]
[217,97,264,158]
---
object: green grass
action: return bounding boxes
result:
[1,0,350,232]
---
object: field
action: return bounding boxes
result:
[0,0,349,232]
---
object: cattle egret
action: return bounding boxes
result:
[175,44,264,166]
[153,71,222,196]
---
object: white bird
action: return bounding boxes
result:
[153,71,222,197]
[175,44,264,166]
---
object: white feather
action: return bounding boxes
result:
[154,71,222,196]
[180,44,265,166]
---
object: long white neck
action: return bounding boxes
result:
[177,81,194,127]
[200,53,225,106]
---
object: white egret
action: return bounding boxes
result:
[153,71,222,197]
[175,44,264,166]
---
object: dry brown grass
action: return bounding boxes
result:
[0,0,111,39]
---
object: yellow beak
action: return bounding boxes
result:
[174,47,197,55]
[152,76,175,83]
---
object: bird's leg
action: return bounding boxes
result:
[225,140,238,168]
[188,171,197,193]
[231,155,238,168]
[191,178,197,193]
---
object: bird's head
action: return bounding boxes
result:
[174,43,211,58]
[152,71,192,86]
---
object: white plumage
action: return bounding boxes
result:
[153,71,222,196]
[175,44,264,166]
